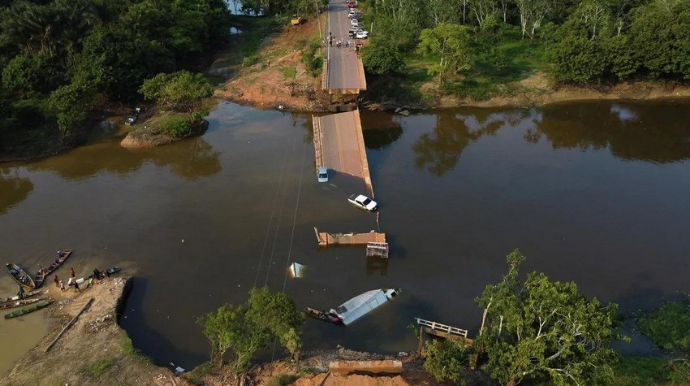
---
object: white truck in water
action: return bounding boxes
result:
[348,194,378,212]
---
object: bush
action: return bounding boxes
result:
[160,117,192,137]
[637,300,690,352]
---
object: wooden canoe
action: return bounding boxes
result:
[4,299,54,319]
[5,263,36,288]
[0,297,43,311]
[34,249,73,288]
[0,289,43,307]
[304,307,342,325]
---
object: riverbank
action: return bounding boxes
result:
[0,276,184,386]
[212,15,690,112]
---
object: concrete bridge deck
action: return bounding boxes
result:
[313,110,373,195]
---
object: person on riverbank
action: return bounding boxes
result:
[70,267,75,278]
[17,285,24,299]
[59,280,65,292]
[54,275,59,288]
[74,281,81,292]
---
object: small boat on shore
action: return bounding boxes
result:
[5,263,36,288]
[329,288,401,326]
[0,289,43,306]
[34,249,73,288]
[304,307,342,324]
[85,266,121,281]
[0,297,43,311]
[4,299,54,319]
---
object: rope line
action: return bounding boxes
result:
[263,136,297,287]
[253,136,293,288]
[282,136,308,291]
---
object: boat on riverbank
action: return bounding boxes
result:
[304,307,342,324]
[5,263,36,288]
[0,297,43,311]
[329,288,401,326]
[34,249,73,288]
[4,299,54,319]
[0,289,43,307]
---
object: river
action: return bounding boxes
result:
[1,100,689,373]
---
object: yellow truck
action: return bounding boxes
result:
[291,15,303,25]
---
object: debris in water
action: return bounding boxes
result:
[289,262,305,278]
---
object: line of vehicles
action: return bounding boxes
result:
[346,1,369,39]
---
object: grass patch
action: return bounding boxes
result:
[224,15,281,66]
[85,358,115,377]
[637,300,690,351]
[282,67,297,79]
[267,374,298,386]
[614,356,677,386]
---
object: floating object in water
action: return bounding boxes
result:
[329,288,401,326]
[289,262,305,278]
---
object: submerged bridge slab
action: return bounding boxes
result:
[313,110,372,195]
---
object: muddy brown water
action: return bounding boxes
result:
[1,100,690,374]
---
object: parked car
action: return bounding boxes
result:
[348,11,357,18]
[317,166,329,183]
[355,30,369,39]
[350,18,359,26]
[125,116,137,125]
[348,194,378,212]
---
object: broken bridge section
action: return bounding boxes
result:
[312,110,373,196]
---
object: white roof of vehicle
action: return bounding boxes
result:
[330,288,399,325]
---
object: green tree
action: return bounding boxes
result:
[422,339,473,383]
[417,23,473,84]
[476,250,620,386]
[197,287,304,374]
[139,71,213,112]
[245,287,305,360]
[48,81,95,134]
[362,42,405,75]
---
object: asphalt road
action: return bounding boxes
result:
[317,111,364,179]
[326,0,366,91]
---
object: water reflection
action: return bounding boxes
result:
[361,112,403,150]
[25,138,221,181]
[0,169,34,215]
[533,102,690,163]
[412,101,690,177]
[412,111,482,176]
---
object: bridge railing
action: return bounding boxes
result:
[415,318,468,338]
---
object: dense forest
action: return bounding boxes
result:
[361,0,690,98]
[0,0,235,154]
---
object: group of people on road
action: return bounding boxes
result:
[327,32,352,49]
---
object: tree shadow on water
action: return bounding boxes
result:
[0,169,34,216]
